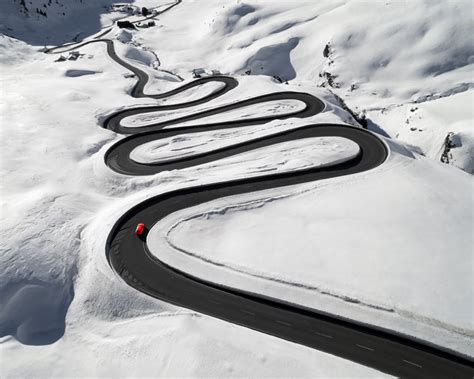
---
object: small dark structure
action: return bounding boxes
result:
[142,7,149,16]
[117,21,136,29]
[68,51,80,61]
[272,75,283,83]
[192,68,206,78]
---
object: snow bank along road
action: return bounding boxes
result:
[46,10,473,379]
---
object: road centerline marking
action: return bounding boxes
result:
[356,344,374,351]
[276,320,292,327]
[403,359,423,368]
[240,309,255,316]
[313,331,333,339]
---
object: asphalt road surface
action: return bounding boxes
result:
[46,3,473,377]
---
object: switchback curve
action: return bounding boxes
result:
[45,5,474,377]
[99,45,472,378]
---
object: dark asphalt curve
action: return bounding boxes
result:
[46,3,473,377]
[101,66,473,379]
[103,93,473,378]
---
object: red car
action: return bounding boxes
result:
[135,223,145,236]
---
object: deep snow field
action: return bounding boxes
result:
[1,0,473,377]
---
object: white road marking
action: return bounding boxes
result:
[240,309,255,316]
[208,299,220,305]
[276,320,292,326]
[356,344,374,351]
[313,331,333,339]
[403,359,423,368]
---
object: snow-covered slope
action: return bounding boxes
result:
[149,137,473,353]
[0,0,132,45]
[131,0,474,173]
[0,33,386,377]
[1,0,473,377]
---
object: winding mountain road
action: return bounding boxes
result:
[46,2,474,377]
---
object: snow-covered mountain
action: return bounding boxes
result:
[1,0,472,377]
[130,0,473,173]
[4,0,472,172]
[1,0,133,44]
